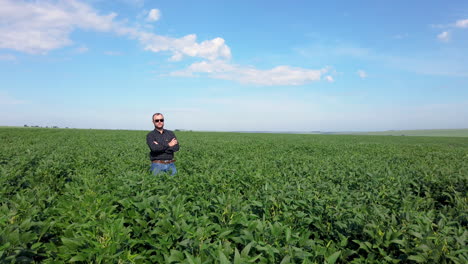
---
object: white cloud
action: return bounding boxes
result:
[455,19,468,28]
[138,34,232,61]
[357,70,367,79]
[431,18,468,29]
[437,31,450,42]
[147,9,161,22]
[0,0,117,54]
[0,0,232,61]
[111,26,232,61]
[0,0,329,86]
[325,76,334,82]
[171,60,328,86]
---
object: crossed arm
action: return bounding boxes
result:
[146,133,179,153]
[153,138,177,146]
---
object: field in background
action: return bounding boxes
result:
[343,129,468,137]
[1,127,467,263]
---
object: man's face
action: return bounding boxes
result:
[153,115,164,129]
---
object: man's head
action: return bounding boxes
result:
[152,113,165,130]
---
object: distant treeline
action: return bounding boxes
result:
[23,125,67,129]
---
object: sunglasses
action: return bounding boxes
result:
[153,119,164,123]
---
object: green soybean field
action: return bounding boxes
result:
[1,127,467,263]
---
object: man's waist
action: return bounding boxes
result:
[152,160,176,164]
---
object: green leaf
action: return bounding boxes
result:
[285,228,291,243]
[178,239,192,247]
[241,241,255,257]
[417,244,430,252]
[326,250,341,264]
[20,218,32,229]
[61,237,82,250]
[31,242,42,250]
[69,254,87,262]
[233,248,243,264]
[0,242,11,250]
[247,254,262,263]
[280,255,291,264]
[219,250,230,264]
[407,255,426,263]
[167,250,184,263]
[184,252,198,264]
[364,242,373,249]
[219,229,233,238]
[390,239,405,246]
[409,231,423,239]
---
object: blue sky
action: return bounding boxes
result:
[1,0,467,131]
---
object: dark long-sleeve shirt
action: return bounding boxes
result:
[146,129,179,161]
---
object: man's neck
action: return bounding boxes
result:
[156,128,164,134]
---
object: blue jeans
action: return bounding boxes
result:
[150,162,177,176]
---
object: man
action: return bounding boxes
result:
[146,113,179,175]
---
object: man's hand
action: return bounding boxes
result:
[168,138,178,147]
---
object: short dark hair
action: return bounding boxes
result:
[152,113,163,120]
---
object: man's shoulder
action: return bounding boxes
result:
[147,129,174,136]
[147,130,157,137]
[164,129,175,135]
